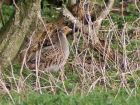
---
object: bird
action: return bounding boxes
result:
[26,26,72,72]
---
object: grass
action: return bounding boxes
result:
[0,4,15,29]
[0,0,140,105]
[0,88,140,105]
[0,63,140,105]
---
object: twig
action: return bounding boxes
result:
[93,0,115,32]
[12,0,20,11]
[0,79,15,104]
[63,0,116,63]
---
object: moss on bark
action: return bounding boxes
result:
[0,0,42,69]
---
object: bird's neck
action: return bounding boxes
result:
[58,33,69,55]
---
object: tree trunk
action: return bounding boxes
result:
[0,0,42,70]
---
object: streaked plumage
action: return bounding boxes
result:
[26,26,72,72]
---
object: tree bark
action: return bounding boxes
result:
[0,0,42,70]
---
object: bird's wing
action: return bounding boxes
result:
[40,45,64,68]
[41,46,62,60]
[26,45,60,62]
[26,45,63,70]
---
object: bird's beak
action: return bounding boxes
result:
[65,28,72,35]
[67,28,72,33]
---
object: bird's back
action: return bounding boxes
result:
[25,27,71,72]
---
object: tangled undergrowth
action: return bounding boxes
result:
[0,0,140,104]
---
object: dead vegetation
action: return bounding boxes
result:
[0,0,140,100]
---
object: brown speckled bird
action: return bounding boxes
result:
[27,26,72,72]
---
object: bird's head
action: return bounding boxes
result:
[61,26,72,35]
